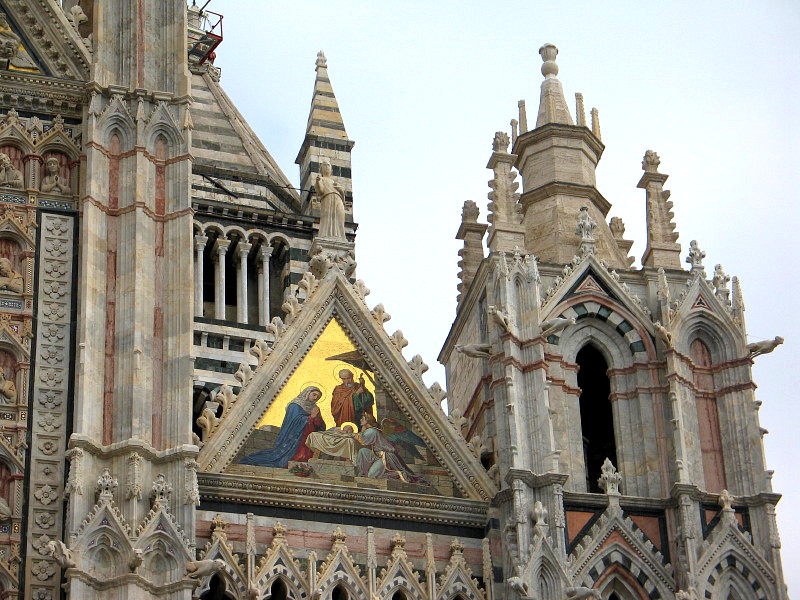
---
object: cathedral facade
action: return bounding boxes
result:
[0,1,787,599]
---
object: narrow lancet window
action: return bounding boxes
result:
[577,344,617,493]
[690,339,726,492]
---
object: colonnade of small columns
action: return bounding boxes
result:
[193,223,289,327]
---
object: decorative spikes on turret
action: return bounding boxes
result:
[455,201,487,304]
[486,132,524,251]
[639,149,682,268]
[731,276,746,329]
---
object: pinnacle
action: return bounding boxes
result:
[535,42,574,128]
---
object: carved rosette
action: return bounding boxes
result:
[25,212,75,599]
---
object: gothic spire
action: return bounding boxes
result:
[296,51,355,215]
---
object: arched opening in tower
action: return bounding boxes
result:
[577,344,617,493]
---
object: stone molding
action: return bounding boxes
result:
[25,211,75,600]
[197,473,488,528]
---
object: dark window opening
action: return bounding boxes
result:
[577,344,617,493]
[331,586,348,600]
[270,579,288,600]
[200,574,235,600]
[392,592,407,600]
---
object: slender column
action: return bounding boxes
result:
[236,242,252,323]
[214,238,230,320]
[258,245,274,326]
[194,234,208,317]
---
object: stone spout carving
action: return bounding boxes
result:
[746,336,784,359]
[455,343,492,359]
[316,159,346,240]
[540,317,576,338]
[41,157,71,194]
[185,558,226,580]
[0,153,23,189]
[44,540,76,569]
[565,587,602,600]
[0,258,23,294]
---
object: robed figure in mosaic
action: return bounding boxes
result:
[240,387,325,468]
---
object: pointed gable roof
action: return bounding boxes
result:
[190,70,300,211]
[197,267,495,510]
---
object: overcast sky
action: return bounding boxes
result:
[207,1,799,593]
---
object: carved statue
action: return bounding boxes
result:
[455,343,493,359]
[41,157,71,194]
[0,496,11,521]
[565,587,602,600]
[44,540,77,569]
[746,336,784,359]
[540,317,576,338]
[0,153,23,189]
[315,159,346,240]
[0,258,23,295]
[185,558,226,580]
[0,367,15,403]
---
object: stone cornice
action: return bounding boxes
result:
[512,123,605,161]
[520,181,612,217]
[198,472,489,528]
[68,434,199,463]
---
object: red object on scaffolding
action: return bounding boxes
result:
[189,9,223,65]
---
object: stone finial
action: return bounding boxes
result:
[331,526,347,545]
[539,43,559,77]
[315,50,327,69]
[531,500,548,526]
[590,107,601,140]
[449,538,464,556]
[211,514,228,538]
[510,118,518,144]
[462,200,479,223]
[718,489,734,512]
[518,99,528,133]
[272,521,287,540]
[390,532,406,555]
[712,264,731,304]
[609,216,625,239]
[492,131,510,153]
[576,206,598,256]
[96,468,118,500]
[642,149,661,173]
[151,473,172,505]
[576,207,597,241]
[686,240,706,275]
[575,92,586,126]
[598,458,622,495]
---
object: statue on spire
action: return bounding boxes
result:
[316,159,346,240]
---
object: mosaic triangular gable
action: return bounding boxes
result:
[228,319,457,497]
